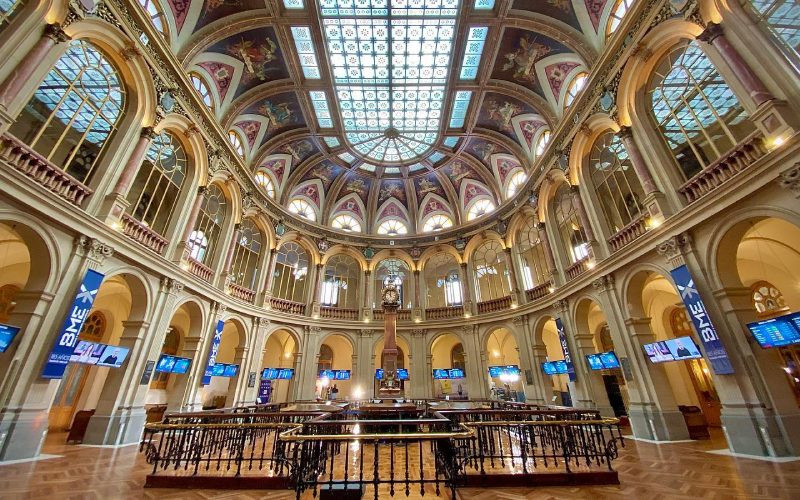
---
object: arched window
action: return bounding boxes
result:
[331,214,362,233]
[255,171,275,198]
[516,216,549,290]
[318,344,334,372]
[424,252,462,308]
[535,129,551,158]
[750,280,788,318]
[377,219,408,236]
[10,40,125,185]
[564,71,588,108]
[190,72,214,110]
[188,184,226,263]
[271,241,309,302]
[472,240,511,302]
[0,0,23,26]
[228,130,245,158]
[288,198,316,222]
[137,0,168,36]
[230,219,263,290]
[747,0,800,63]
[588,131,645,233]
[375,258,409,307]
[126,131,187,235]
[0,284,21,324]
[321,254,361,309]
[553,184,588,264]
[80,311,107,342]
[466,198,495,221]
[422,214,453,232]
[649,40,754,180]
[606,0,634,37]
[450,343,466,371]
[506,170,527,198]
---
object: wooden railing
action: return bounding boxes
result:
[120,213,168,254]
[372,308,411,321]
[525,281,552,301]
[678,130,767,203]
[187,257,213,282]
[477,296,511,314]
[565,257,589,281]
[425,305,464,319]
[319,306,359,320]
[270,297,306,315]
[0,133,92,206]
[608,213,649,252]
[228,282,255,303]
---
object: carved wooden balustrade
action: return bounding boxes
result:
[565,257,589,281]
[679,131,767,203]
[477,296,511,314]
[120,213,168,254]
[525,282,552,301]
[319,306,359,320]
[425,306,464,319]
[371,308,411,321]
[187,258,213,282]
[608,213,649,253]
[270,297,306,315]
[0,133,92,206]
[228,282,255,303]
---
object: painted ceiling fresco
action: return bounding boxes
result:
[147,0,622,235]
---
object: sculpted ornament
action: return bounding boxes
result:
[778,163,800,198]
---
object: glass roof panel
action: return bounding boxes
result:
[284,0,304,8]
[474,0,493,9]
[459,26,487,80]
[323,136,341,147]
[291,27,321,79]
[309,91,334,128]
[448,90,471,128]
[321,0,459,165]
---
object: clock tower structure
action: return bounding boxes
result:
[378,282,403,397]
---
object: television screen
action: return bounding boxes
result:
[586,354,604,371]
[448,368,465,379]
[278,368,294,379]
[0,323,21,353]
[211,363,226,376]
[747,313,800,349]
[334,370,350,380]
[488,366,502,377]
[433,369,448,379]
[223,364,239,377]
[599,351,620,369]
[375,368,384,380]
[319,369,334,380]
[553,360,569,374]
[97,345,130,368]
[172,357,191,374]
[261,368,278,380]
[505,365,520,375]
[643,337,702,363]
[542,362,558,375]
[397,368,409,380]
[155,354,176,373]
[70,340,97,364]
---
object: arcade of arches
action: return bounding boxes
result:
[1,0,800,497]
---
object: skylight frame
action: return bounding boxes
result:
[448,90,472,128]
[459,26,487,80]
[309,90,334,128]
[291,27,322,79]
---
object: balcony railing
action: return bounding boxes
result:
[120,213,168,254]
[525,281,552,301]
[227,282,255,303]
[319,306,359,320]
[678,130,767,203]
[186,257,213,282]
[608,213,649,252]
[425,305,464,319]
[372,308,411,321]
[0,133,92,206]
[270,297,306,315]
[477,296,511,314]
[565,257,589,281]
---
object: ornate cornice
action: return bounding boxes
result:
[656,232,692,265]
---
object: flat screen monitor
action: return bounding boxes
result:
[586,354,604,371]
[223,364,239,377]
[278,368,294,380]
[155,354,177,373]
[505,365,520,375]
[211,363,226,376]
[334,370,350,380]
[552,360,569,374]
[488,366,502,377]
[0,323,21,352]
[375,368,384,380]
[96,345,130,368]
[448,368,465,379]
[319,369,334,380]
[747,313,800,349]
[172,357,191,374]
[397,368,409,380]
[261,368,278,380]
[599,351,620,369]
[643,336,702,363]
[70,341,105,365]
[542,362,558,375]
[433,369,448,379]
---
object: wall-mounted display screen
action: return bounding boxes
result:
[172,357,191,374]
[211,363,226,376]
[586,354,604,371]
[97,345,130,368]
[488,366,501,377]
[319,369,351,380]
[375,368,384,380]
[552,360,569,374]
[277,368,294,379]
[222,364,239,377]
[319,369,334,379]
[643,336,702,364]
[261,368,279,380]
[397,368,409,380]
[448,368,465,379]
[488,365,520,377]
[70,340,129,368]
[0,323,21,353]
[156,354,177,373]
[433,369,448,379]
[542,362,558,375]
[747,312,800,349]
[586,351,620,370]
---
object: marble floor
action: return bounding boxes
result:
[1,430,799,499]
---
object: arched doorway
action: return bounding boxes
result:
[539,318,572,406]
[485,328,523,402]
[315,334,354,400]
[430,333,467,399]
[261,329,298,404]
[200,319,245,409]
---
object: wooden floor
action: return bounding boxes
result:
[1,430,799,499]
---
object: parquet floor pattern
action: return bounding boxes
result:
[0,430,798,499]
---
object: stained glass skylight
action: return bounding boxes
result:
[291,27,321,79]
[320,0,459,165]
[309,91,333,128]
[460,26,487,79]
[284,0,304,9]
[338,152,356,163]
[323,136,341,147]
[442,136,459,147]
[474,0,494,9]
[448,90,471,128]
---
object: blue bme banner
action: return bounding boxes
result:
[555,317,576,382]
[202,320,225,385]
[42,269,105,379]
[670,264,734,375]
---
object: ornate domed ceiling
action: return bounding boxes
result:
[154,0,617,237]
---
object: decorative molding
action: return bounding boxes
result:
[77,235,114,264]
[778,163,800,198]
[161,277,184,295]
[410,328,426,337]
[592,274,615,292]
[656,232,692,264]
[43,23,71,43]
[359,328,374,337]
[552,298,569,314]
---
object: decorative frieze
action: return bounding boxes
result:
[778,163,800,198]
[656,232,692,267]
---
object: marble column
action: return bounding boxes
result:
[175,186,207,261]
[459,262,474,315]
[503,247,521,303]
[618,126,658,195]
[222,223,242,276]
[570,185,596,244]
[537,222,558,284]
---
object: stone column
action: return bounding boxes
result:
[504,247,522,304]
[0,24,70,112]
[224,346,248,407]
[531,345,555,405]
[356,329,374,398]
[174,186,207,261]
[462,325,485,399]
[459,262,474,315]
[537,222,559,286]
[552,299,595,410]
[512,316,538,402]
[166,335,202,412]
[617,126,670,221]
[409,329,427,398]
[183,303,226,411]
[262,250,279,306]
[311,263,324,317]
[102,127,157,224]
[570,186,596,248]
[218,223,241,289]
[412,270,422,321]
[240,317,270,404]
[362,269,371,315]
